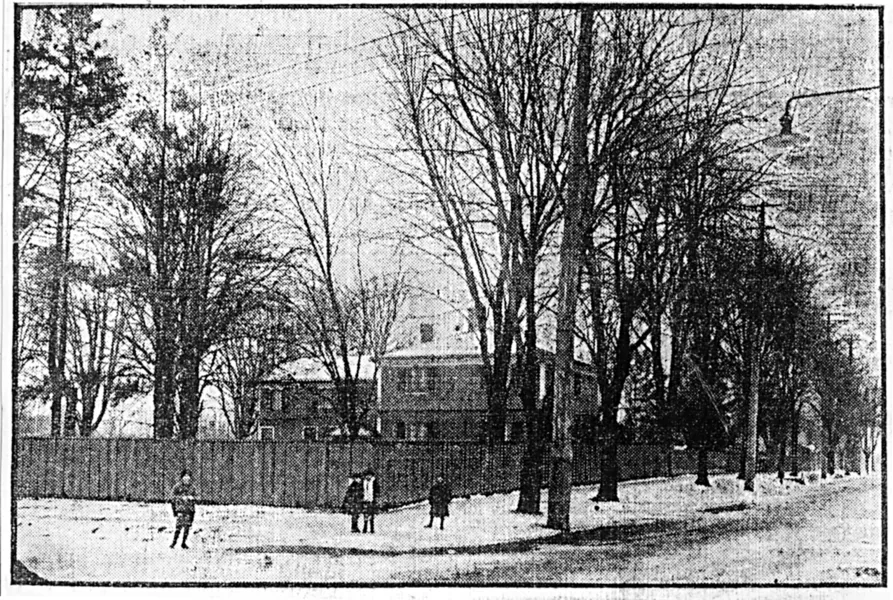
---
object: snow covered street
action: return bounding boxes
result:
[14,471,880,583]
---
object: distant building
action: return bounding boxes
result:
[252,356,377,441]
[377,333,599,442]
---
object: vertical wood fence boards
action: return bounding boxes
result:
[15,438,766,510]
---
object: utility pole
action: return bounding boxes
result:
[743,200,767,492]
[546,6,594,532]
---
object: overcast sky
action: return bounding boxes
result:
[19,6,882,360]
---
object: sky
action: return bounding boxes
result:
[18,6,882,366]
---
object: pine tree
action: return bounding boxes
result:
[20,7,126,436]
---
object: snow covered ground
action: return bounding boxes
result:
[14,471,861,583]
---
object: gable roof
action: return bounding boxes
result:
[262,356,377,383]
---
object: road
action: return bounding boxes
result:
[396,474,883,584]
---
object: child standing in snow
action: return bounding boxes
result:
[360,468,380,534]
[170,469,197,549]
[426,475,451,530]
[342,473,363,533]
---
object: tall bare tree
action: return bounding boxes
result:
[386,8,579,512]
[63,266,140,436]
[264,115,409,439]
[107,101,278,438]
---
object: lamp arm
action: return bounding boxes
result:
[784,85,879,116]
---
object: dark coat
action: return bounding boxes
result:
[171,482,196,516]
[342,480,363,515]
[428,481,451,517]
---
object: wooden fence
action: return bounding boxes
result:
[14,437,735,510]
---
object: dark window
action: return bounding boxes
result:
[574,372,582,397]
[396,368,411,392]
[261,388,275,412]
[478,418,489,443]
[420,322,435,343]
[572,415,596,441]
[510,421,525,442]
[260,426,275,441]
[395,421,407,439]
[281,389,292,414]
[303,426,317,441]
[425,366,437,394]
[309,399,320,416]
[424,421,439,440]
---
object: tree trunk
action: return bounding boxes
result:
[737,353,750,480]
[63,389,78,436]
[153,330,176,439]
[695,446,711,487]
[177,348,202,439]
[487,384,508,445]
[517,422,545,514]
[595,393,620,501]
[80,390,96,437]
[517,258,543,514]
[546,6,594,532]
[776,430,787,483]
[47,117,72,437]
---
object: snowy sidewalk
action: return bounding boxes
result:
[18,471,849,559]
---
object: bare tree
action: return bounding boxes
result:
[210,302,296,439]
[386,8,581,512]
[107,101,279,439]
[63,266,140,436]
[574,11,759,503]
[264,114,409,439]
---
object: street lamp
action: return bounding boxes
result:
[763,85,879,148]
[741,83,879,492]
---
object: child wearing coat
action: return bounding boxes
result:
[426,475,451,530]
[342,473,363,533]
[170,469,197,549]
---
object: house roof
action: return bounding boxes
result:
[381,332,592,365]
[262,356,377,383]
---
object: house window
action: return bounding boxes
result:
[260,426,275,441]
[574,372,582,397]
[281,389,292,414]
[478,418,489,443]
[396,368,412,392]
[309,399,320,416]
[261,388,275,412]
[424,366,437,394]
[572,415,596,441]
[510,421,525,443]
[424,421,438,440]
[395,421,407,440]
[409,423,426,441]
[420,322,435,343]
[303,426,317,441]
